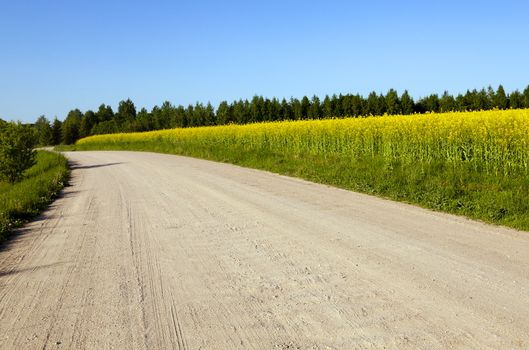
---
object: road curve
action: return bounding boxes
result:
[1,151,528,349]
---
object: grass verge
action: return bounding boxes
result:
[0,151,69,243]
[72,139,529,231]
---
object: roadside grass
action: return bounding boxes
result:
[0,151,69,243]
[71,135,529,231]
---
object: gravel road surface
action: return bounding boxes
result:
[1,151,528,349]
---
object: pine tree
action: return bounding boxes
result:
[216,101,230,125]
[475,89,490,110]
[509,90,523,109]
[205,102,216,126]
[269,98,281,121]
[331,95,342,116]
[350,94,364,116]
[322,95,333,117]
[400,90,414,115]
[135,108,153,131]
[51,118,62,145]
[300,96,310,119]
[308,96,321,119]
[291,98,302,120]
[494,85,508,109]
[232,100,245,124]
[523,85,529,108]
[439,91,456,112]
[366,92,379,115]
[385,89,400,115]
[280,98,292,120]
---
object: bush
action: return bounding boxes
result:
[0,121,37,183]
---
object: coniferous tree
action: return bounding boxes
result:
[416,94,439,113]
[192,103,206,126]
[523,85,529,108]
[280,98,292,120]
[268,98,281,121]
[486,86,496,105]
[308,96,321,119]
[340,95,349,116]
[509,90,523,109]
[262,98,272,121]
[185,105,195,126]
[459,91,470,111]
[205,102,216,126]
[51,118,62,145]
[322,96,333,117]
[216,101,230,125]
[400,90,414,115]
[232,100,245,124]
[376,93,387,115]
[291,98,303,120]
[176,105,188,127]
[300,96,310,119]
[439,91,456,112]
[135,108,153,131]
[250,96,263,122]
[330,95,341,116]
[150,105,161,129]
[494,85,508,109]
[366,92,378,115]
[156,101,175,129]
[474,89,490,110]
[350,94,364,116]
[169,104,183,129]
[385,89,400,115]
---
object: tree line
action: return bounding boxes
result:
[33,84,529,145]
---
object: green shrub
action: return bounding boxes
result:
[0,121,37,183]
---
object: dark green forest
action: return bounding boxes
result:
[32,85,529,145]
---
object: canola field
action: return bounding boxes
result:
[77,109,529,176]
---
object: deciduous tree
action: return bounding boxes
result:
[0,122,36,183]
[34,115,53,146]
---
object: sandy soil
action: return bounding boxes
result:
[1,151,528,349]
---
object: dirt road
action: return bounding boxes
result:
[1,151,528,349]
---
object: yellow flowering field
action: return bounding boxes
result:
[77,109,529,175]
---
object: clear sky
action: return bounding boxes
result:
[1,0,528,123]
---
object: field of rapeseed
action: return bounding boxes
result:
[78,109,529,175]
[74,109,529,230]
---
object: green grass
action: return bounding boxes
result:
[72,138,529,232]
[0,151,69,243]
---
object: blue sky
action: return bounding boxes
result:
[1,0,528,123]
